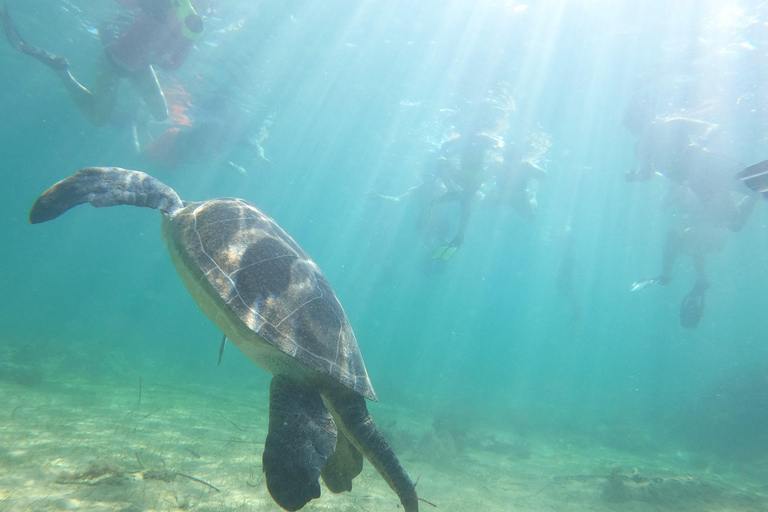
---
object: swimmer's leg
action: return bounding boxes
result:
[658,228,683,284]
[421,190,460,225]
[690,253,711,292]
[87,54,120,124]
[680,256,710,329]
[435,157,460,194]
[3,6,118,126]
[2,6,69,70]
[430,191,471,261]
[727,194,757,232]
[129,64,168,122]
[54,53,119,125]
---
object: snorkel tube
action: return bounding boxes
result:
[171,0,203,40]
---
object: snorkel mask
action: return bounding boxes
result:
[172,0,204,40]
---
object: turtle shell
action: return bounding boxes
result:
[164,198,376,401]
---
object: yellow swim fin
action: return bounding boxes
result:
[439,244,459,261]
[431,244,459,261]
[431,245,447,259]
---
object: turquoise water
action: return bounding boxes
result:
[2,1,768,510]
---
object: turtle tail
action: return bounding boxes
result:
[30,167,184,224]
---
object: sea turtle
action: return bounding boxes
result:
[30,167,419,512]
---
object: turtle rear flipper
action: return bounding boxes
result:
[321,430,363,493]
[263,376,337,512]
[30,167,183,224]
[324,388,419,512]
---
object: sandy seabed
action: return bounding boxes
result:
[1,375,767,512]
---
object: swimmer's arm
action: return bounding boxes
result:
[368,183,423,202]
[396,184,423,201]
[366,190,403,202]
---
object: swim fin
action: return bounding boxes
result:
[431,243,459,261]
[737,159,768,198]
[2,6,69,70]
[630,278,659,292]
[679,289,706,329]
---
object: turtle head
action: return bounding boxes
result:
[30,167,184,224]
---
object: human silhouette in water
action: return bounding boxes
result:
[481,140,548,221]
[136,84,275,172]
[425,130,503,260]
[422,98,514,261]
[626,113,757,328]
[2,0,203,125]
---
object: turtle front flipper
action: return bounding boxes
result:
[29,167,183,224]
[324,388,419,512]
[263,375,337,512]
[320,429,363,493]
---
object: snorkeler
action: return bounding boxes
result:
[2,0,203,126]
[482,140,548,220]
[413,95,512,261]
[140,87,274,171]
[367,165,454,253]
[627,113,757,328]
[624,116,721,183]
[144,116,275,171]
[425,132,502,261]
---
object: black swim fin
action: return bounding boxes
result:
[737,159,768,198]
[680,289,706,329]
[2,6,69,70]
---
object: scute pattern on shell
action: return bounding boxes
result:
[171,198,375,400]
